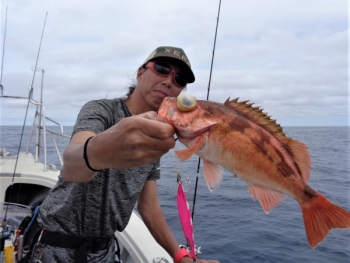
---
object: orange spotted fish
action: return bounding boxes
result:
[158,92,350,249]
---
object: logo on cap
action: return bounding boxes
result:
[163,47,190,67]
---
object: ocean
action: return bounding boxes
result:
[0,126,349,263]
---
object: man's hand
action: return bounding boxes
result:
[63,111,175,182]
[89,111,175,168]
[180,258,220,263]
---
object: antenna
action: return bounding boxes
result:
[0,6,8,94]
[2,12,49,224]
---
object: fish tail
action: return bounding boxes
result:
[300,193,350,248]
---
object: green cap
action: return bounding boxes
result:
[144,46,195,83]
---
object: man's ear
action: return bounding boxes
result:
[137,66,145,82]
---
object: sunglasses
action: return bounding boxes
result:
[145,61,187,87]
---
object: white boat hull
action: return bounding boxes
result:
[0,152,172,263]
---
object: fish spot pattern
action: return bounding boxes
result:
[229,115,296,178]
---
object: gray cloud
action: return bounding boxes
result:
[0,0,348,126]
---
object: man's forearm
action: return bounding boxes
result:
[63,136,98,182]
[138,201,180,258]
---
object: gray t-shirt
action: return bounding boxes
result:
[37,98,160,238]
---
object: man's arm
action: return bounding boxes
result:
[138,181,220,263]
[137,180,192,263]
[63,112,175,182]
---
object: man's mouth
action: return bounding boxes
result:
[154,90,168,98]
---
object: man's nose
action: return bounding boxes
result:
[162,74,174,89]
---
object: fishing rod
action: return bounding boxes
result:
[191,0,222,220]
[2,12,48,225]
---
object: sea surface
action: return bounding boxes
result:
[1,125,349,263]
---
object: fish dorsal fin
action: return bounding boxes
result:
[224,98,286,138]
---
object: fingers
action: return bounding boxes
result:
[135,113,175,140]
[137,110,170,124]
[96,113,177,168]
[140,133,175,152]
[138,111,158,120]
[130,114,176,158]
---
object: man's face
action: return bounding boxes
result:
[137,60,187,111]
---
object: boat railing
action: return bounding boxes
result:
[26,105,71,170]
[0,69,71,171]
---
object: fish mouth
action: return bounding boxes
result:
[177,133,206,152]
[175,128,207,140]
[175,120,215,140]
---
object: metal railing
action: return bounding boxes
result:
[1,68,71,171]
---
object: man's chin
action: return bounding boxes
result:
[151,98,164,111]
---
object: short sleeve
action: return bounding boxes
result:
[72,100,116,136]
[147,159,161,181]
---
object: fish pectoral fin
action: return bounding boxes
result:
[175,137,203,161]
[248,184,285,214]
[203,160,224,192]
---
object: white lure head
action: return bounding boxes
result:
[177,92,197,112]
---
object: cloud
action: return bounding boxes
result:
[0,0,348,126]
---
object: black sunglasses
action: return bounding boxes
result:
[145,61,187,87]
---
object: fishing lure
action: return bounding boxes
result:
[176,170,196,260]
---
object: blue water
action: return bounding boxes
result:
[1,126,349,262]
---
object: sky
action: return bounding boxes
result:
[0,0,348,127]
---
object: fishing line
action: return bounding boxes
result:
[191,0,222,221]
[3,12,48,223]
[174,169,191,193]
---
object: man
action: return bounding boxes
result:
[29,46,219,263]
